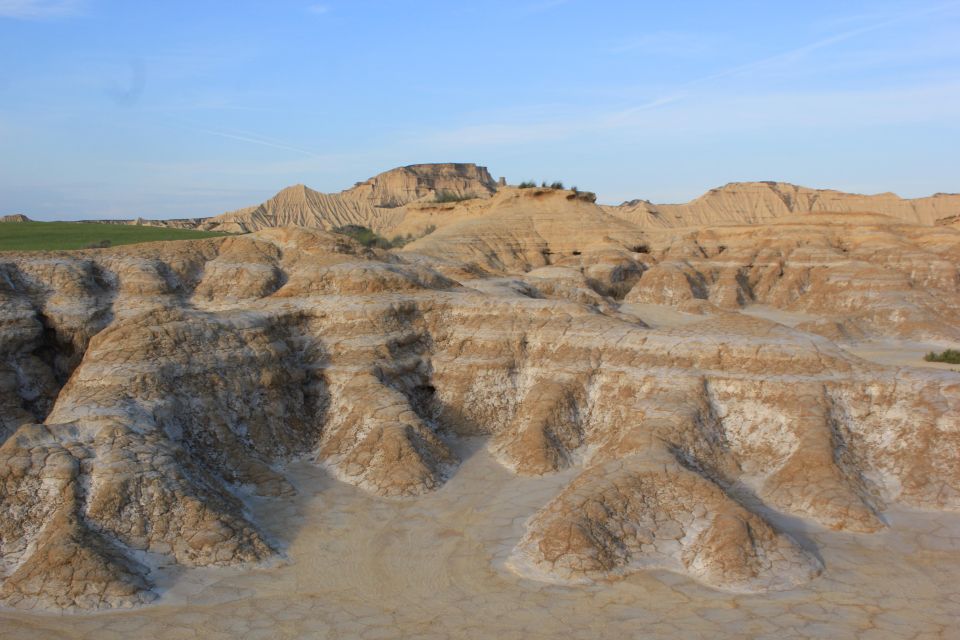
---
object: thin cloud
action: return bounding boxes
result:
[425,3,952,150]
[186,125,326,159]
[0,0,83,19]
[306,3,329,15]
[690,1,960,87]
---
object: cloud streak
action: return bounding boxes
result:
[417,2,960,149]
[182,125,327,159]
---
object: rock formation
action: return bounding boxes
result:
[0,214,31,223]
[0,177,959,612]
[604,182,960,228]
[199,163,498,234]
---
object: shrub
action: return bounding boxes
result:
[334,223,438,250]
[434,190,475,203]
[389,233,415,248]
[332,224,392,249]
[549,181,565,190]
[518,181,537,189]
[924,349,960,364]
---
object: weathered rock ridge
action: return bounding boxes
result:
[604,181,960,228]
[1,191,959,610]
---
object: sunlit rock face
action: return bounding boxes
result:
[0,191,958,611]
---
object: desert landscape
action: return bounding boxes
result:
[1,163,959,638]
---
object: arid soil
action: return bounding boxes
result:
[1,172,959,638]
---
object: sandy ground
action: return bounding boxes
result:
[2,436,960,640]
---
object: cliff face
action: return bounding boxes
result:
[200,163,498,234]
[0,214,31,223]
[605,182,960,228]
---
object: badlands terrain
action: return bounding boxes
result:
[1,164,960,638]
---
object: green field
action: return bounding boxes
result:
[0,222,229,252]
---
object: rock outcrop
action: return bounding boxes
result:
[1,185,959,610]
[0,214,31,223]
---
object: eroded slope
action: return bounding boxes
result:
[0,207,958,610]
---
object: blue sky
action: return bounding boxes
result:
[1,0,959,219]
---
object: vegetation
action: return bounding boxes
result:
[433,190,476,203]
[924,349,960,364]
[334,223,437,250]
[0,222,229,252]
[519,180,567,190]
[333,224,393,249]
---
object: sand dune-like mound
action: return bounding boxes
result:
[1,204,959,611]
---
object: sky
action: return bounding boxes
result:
[1,0,959,220]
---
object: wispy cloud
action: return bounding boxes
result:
[685,1,960,87]
[414,80,960,150]
[306,3,329,15]
[0,0,83,19]
[184,125,327,159]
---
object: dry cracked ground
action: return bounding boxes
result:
[1,187,960,638]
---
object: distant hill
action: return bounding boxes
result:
[603,182,960,228]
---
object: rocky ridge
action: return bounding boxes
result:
[604,182,960,228]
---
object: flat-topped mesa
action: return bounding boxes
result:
[200,163,499,234]
[605,181,960,228]
[0,214,31,223]
[346,163,498,208]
